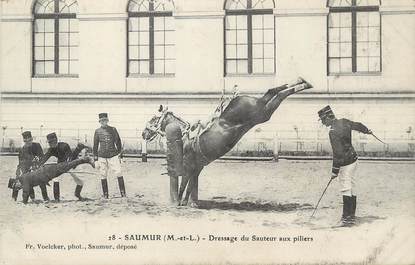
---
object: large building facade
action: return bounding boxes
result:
[1,0,414,154]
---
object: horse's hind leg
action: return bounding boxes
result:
[183,169,203,206]
[260,85,289,103]
[259,78,306,104]
[189,167,203,203]
[262,81,312,121]
[182,176,194,206]
[178,174,190,204]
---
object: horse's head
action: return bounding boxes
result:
[142,105,167,141]
[142,105,190,142]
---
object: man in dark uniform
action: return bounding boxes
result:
[39,132,88,201]
[318,105,372,225]
[12,131,49,202]
[8,156,95,204]
[93,113,125,199]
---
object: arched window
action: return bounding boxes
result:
[33,0,79,76]
[327,0,381,74]
[224,0,275,75]
[127,0,175,76]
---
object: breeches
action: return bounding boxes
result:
[338,161,358,196]
[97,156,122,179]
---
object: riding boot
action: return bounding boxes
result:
[101,179,109,199]
[40,183,50,202]
[12,189,19,201]
[350,195,357,221]
[53,182,60,202]
[117,176,126,197]
[341,196,353,225]
[74,185,84,200]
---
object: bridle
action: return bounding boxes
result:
[144,110,190,142]
[144,111,168,142]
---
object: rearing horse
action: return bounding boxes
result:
[142,77,312,206]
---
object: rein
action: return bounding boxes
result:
[145,111,190,142]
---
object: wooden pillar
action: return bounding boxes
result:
[273,133,279,162]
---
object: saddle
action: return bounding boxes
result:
[187,92,238,141]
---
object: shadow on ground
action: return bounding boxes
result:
[196,199,313,212]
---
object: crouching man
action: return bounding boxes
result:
[13,131,48,202]
[40,132,88,201]
[8,157,95,204]
[318,105,372,226]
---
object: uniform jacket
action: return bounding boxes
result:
[40,142,72,164]
[329,118,370,174]
[16,142,44,176]
[93,126,122,159]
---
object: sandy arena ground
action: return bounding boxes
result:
[0,156,414,265]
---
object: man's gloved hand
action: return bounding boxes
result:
[367,129,373,135]
[331,172,338,180]
[94,156,98,162]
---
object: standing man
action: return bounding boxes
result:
[39,132,88,201]
[13,131,49,202]
[93,113,125,199]
[318,106,372,225]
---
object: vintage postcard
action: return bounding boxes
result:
[0,0,414,264]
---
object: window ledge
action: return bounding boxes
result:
[33,74,79,79]
[328,72,382,77]
[127,74,175,78]
[225,73,276,77]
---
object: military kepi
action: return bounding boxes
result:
[99,113,108,120]
[46,132,58,143]
[21,131,33,141]
[318,105,335,120]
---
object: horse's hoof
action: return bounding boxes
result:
[297,77,312,89]
[179,200,188,206]
[169,200,178,206]
[296,77,306,85]
[189,202,199,208]
[294,83,311,93]
[303,80,313,89]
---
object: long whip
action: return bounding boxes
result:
[370,132,387,145]
[310,178,333,220]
